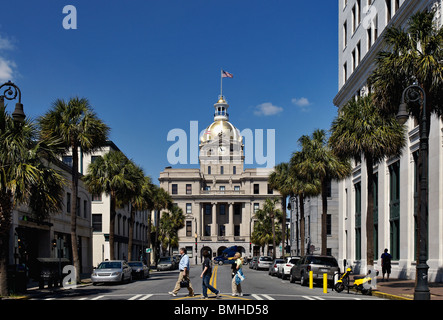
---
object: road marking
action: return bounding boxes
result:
[128,294,143,300]
[302,296,325,300]
[139,294,153,300]
[91,295,104,300]
[251,294,263,300]
[262,294,275,300]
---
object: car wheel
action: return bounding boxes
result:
[289,273,295,283]
[218,261,223,265]
[300,272,307,286]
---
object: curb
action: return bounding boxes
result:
[372,290,412,300]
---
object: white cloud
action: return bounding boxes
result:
[254,102,283,116]
[0,58,16,82]
[291,97,311,111]
[0,34,16,82]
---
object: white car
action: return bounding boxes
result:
[255,256,273,270]
[278,257,300,279]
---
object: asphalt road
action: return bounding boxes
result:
[27,263,384,301]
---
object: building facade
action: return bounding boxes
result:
[334,0,443,281]
[11,159,93,278]
[289,180,340,259]
[64,141,150,267]
[159,96,282,264]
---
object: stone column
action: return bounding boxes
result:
[211,202,217,238]
[228,202,234,237]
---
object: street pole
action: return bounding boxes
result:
[397,84,430,300]
[0,81,26,123]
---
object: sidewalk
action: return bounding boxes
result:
[372,277,443,300]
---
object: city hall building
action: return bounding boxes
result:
[159,96,281,263]
[334,0,443,281]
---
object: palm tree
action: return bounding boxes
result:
[268,163,292,257]
[297,129,351,255]
[158,205,185,256]
[119,161,148,262]
[39,97,109,281]
[289,151,321,255]
[252,199,282,257]
[329,94,406,267]
[83,151,133,260]
[151,187,173,262]
[0,107,64,296]
[253,198,283,259]
[368,10,443,263]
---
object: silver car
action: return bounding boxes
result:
[91,260,132,285]
[255,256,273,270]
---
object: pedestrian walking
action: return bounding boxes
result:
[381,248,392,281]
[231,252,245,296]
[169,248,194,297]
[200,250,220,299]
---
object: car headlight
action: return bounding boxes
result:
[111,272,121,276]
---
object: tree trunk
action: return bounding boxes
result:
[281,195,286,258]
[0,189,12,296]
[299,194,306,255]
[128,203,135,262]
[321,178,328,256]
[366,156,375,268]
[70,144,81,283]
[109,191,116,260]
[147,211,152,267]
[271,212,276,260]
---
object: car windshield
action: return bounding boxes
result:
[159,257,171,263]
[260,257,272,261]
[309,257,338,267]
[98,262,121,269]
[128,262,143,267]
[289,258,299,264]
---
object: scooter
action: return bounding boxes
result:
[334,267,379,295]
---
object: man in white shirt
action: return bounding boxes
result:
[168,247,195,297]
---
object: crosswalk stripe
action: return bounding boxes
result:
[262,294,275,300]
[251,294,263,300]
[139,294,153,300]
[91,295,104,300]
[128,294,143,300]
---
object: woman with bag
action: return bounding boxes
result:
[231,252,245,296]
[200,250,220,299]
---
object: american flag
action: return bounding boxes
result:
[222,70,233,78]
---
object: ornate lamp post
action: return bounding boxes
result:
[396,84,430,300]
[0,81,26,123]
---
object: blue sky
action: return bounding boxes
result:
[0,0,339,183]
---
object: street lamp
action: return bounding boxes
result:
[0,81,26,123]
[396,84,430,300]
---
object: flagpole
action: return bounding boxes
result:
[220,69,223,98]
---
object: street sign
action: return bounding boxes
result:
[146,248,151,253]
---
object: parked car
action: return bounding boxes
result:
[128,261,150,279]
[36,257,70,289]
[290,255,340,286]
[255,256,273,270]
[249,256,258,269]
[268,258,285,276]
[91,260,132,285]
[278,257,300,280]
[157,256,176,271]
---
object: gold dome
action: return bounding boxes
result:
[200,120,242,144]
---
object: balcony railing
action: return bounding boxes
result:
[200,190,245,195]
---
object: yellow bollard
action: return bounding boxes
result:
[323,273,328,293]
[309,271,313,289]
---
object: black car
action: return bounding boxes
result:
[128,261,150,279]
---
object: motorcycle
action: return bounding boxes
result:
[334,267,379,295]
